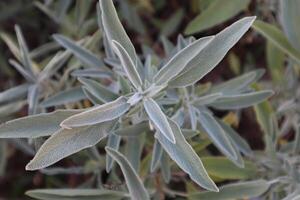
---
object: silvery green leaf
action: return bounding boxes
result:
[192,93,222,107]
[105,147,150,200]
[55,0,72,20]
[111,40,143,90]
[100,0,137,64]
[185,0,250,34]
[0,32,21,60]
[0,141,7,176]
[40,87,86,107]
[0,84,29,104]
[82,87,103,105]
[15,25,35,76]
[106,133,121,173]
[188,180,270,200]
[114,122,149,137]
[253,20,300,64]
[160,36,175,55]
[197,111,238,162]
[209,69,265,94]
[26,121,116,170]
[9,59,36,82]
[154,36,214,86]
[280,0,300,52]
[150,138,163,172]
[182,129,200,139]
[30,41,60,59]
[161,9,184,37]
[125,134,145,172]
[218,120,253,156]
[188,105,198,130]
[143,98,176,143]
[71,68,112,78]
[61,96,130,128]
[156,118,218,191]
[0,101,25,117]
[26,189,128,200]
[160,151,171,183]
[27,84,39,115]
[53,34,105,69]
[0,110,81,138]
[170,17,256,87]
[78,78,119,103]
[210,90,274,110]
[294,124,300,154]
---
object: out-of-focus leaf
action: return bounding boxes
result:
[61,96,130,128]
[114,122,149,137]
[197,111,238,163]
[79,78,119,103]
[71,68,112,78]
[280,0,300,52]
[202,156,256,180]
[100,0,137,64]
[0,141,7,176]
[188,180,270,200]
[210,90,274,110]
[53,34,105,69]
[253,20,300,64]
[0,101,25,117]
[266,41,285,83]
[26,121,116,170]
[156,118,218,192]
[144,98,175,143]
[161,9,184,36]
[170,17,256,87]
[41,87,86,107]
[111,40,143,90]
[192,93,222,107]
[160,151,171,183]
[106,133,121,172]
[0,84,29,104]
[185,0,250,34]
[154,36,214,86]
[26,189,128,200]
[8,59,36,82]
[150,138,163,172]
[0,110,81,138]
[105,147,150,200]
[125,134,145,172]
[27,84,39,115]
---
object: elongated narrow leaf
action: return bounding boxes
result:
[9,59,36,82]
[202,156,256,180]
[192,93,222,107]
[105,147,150,200]
[26,188,128,200]
[0,110,81,138]
[143,98,175,143]
[189,180,270,200]
[27,84,39,115]
[79,77,119,103]
[209,69,265,94]
[156,118,218,191]
[253,20,300,64]
[125,134,145,172]
[154,36,214,85]
[170,17,256,87]
[0,84,29,104]
[150,138,163,172]
[112,40,142,90]
[197,111,238,162]
[280,0,300,52]
[41,87,86,107]
[100,0,137,64]
[53,34,105,69]
[61,96,130,128]
[210,90,274,110]
[185,0,250,34]
[106,133,121,172]
[26,121,115,170]
[71,68,112,78]
[114,122,149,137]
[0,101,25,117]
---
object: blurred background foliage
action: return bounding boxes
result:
[0,0,300,199]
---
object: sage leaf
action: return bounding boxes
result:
[40,87,86,107]
[114,122,149,137]
[197,111,238,162]
[150,138,163,172]
[78,77,119,103]
[143,98,176,143]
[0,110,81,138]
[154,36,214,86]
[27,84,39,115]
[156,118,218,191]
[26,189,128,200]
[105,147,150,200]
[106,133,121,173]
[9,59,36,82]
[61,96,130,128]
[170,17,256,87]
[111,40,143,90]
[189,180,270,200]
[253,20,300,64]
[100,0,137,64]
[53,34,105,69]
[0,84,29,104]
[185,0,250,34]
[125,134,145,172]
[210,90,274,110]
[26,121,116,170]
[192,93,222,107]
